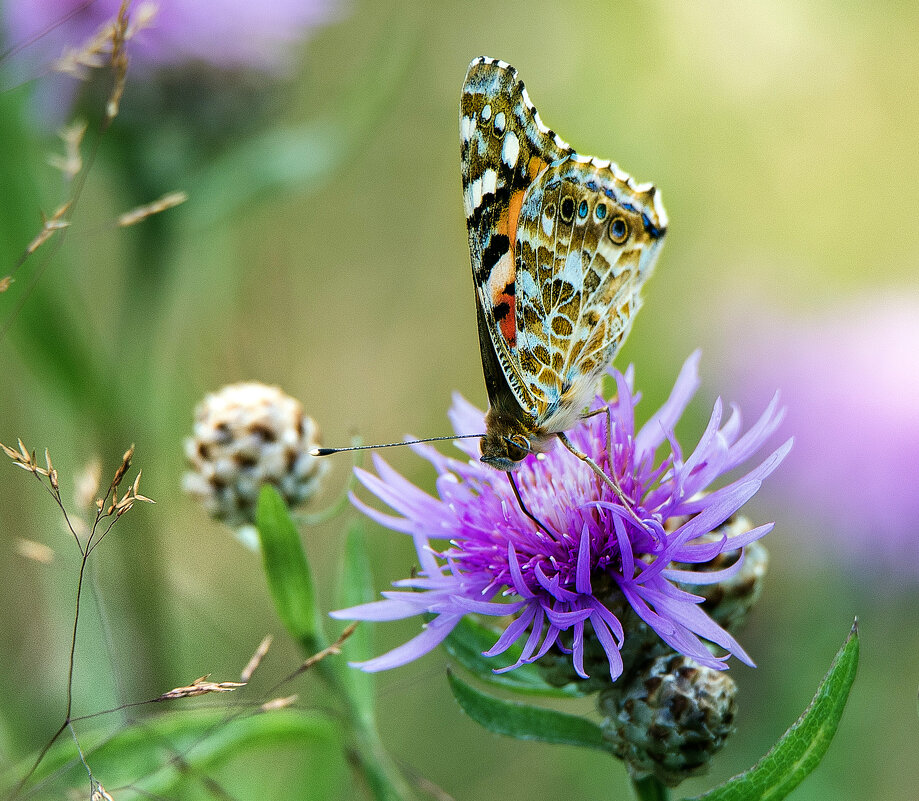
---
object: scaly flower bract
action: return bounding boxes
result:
[332,353,791,680]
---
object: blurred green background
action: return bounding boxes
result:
[1,1,917,799]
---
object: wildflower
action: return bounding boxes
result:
[183,382,327,527]
[3,0,339,77]
[332,353,791,680]
[723,292,919,579]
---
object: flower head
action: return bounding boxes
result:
[183,382,327,527]
[333,353,791,680]
[723,292,919,580]
[3,0,339,76]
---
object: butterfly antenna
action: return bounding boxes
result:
[312,434,484,457]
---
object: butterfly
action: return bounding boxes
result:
[461,57,668,474]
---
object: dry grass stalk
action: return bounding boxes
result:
[15,538,55,564]
[301,622,359,672]
[47,121,88,182]
[2,439,154,552]
[240,634,273,683]
[0,276,13,292]
[116,191,188,227]
[260,695,298,712]
[2,439,49,477]
[157,675,247,701]
[52,1,158,81]
[25,203,72,257]
[90,781,114,801]
[105,1,130,122]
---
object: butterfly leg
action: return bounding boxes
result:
[579,405,617,474]
[556,431,644,526]
[506,472,554,536]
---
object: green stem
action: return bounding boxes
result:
[632,776,670,801]
[320,652,414,801]
[348,712,415,801]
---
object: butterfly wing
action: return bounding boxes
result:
[514,159,667,432]
[460,57,572,421]
[461,57,668,461]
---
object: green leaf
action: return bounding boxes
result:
[255,485,326,655]
[445,615,587,698]
[0,89,118,426]
[447,670,607,751]
[1,708,341,799]
[687,620,860,801]
[187,121,343,228]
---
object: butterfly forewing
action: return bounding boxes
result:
[461,57,572,417]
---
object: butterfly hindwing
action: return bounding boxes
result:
[514,159,666,428]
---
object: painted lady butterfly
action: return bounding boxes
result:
[316,58,667,483]
[461,57,668,473]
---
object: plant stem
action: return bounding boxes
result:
[632,776,670,801]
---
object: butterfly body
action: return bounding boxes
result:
[461,57,668,471]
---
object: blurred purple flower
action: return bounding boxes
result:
[332,354,790,680]
[724,292,919,578]
[3,0,339,75]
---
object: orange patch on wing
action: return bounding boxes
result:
[507,188,524,247]
[488,188,526,350]
[527,156,547,180]
[488,251,517,347]
[498,295,516,347]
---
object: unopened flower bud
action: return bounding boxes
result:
[183,382,327,526]
[599,653,738,787]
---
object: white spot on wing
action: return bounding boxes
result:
[518,270,539,300]
[464,169,500,215]
[481,104,492,121]
[561,251,584,289]
[460,115,476,143]
[487,251,514,297]
[481,169,497,196]
[502,131,520,169]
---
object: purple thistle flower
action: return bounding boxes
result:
[723,292,919,579]
[332,353,791,680]
[3,0,340,75]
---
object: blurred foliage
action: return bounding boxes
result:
[1,1,917,799]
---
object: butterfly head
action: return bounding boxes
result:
[479,408,550,471]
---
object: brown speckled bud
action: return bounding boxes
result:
[599,653,738,787]
[183,382,327,526]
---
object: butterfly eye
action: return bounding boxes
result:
[559,196,575,223]
[577,200,589,219]
[595,204,607,221]
[608,215,629,244]
[504,433,531,461]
